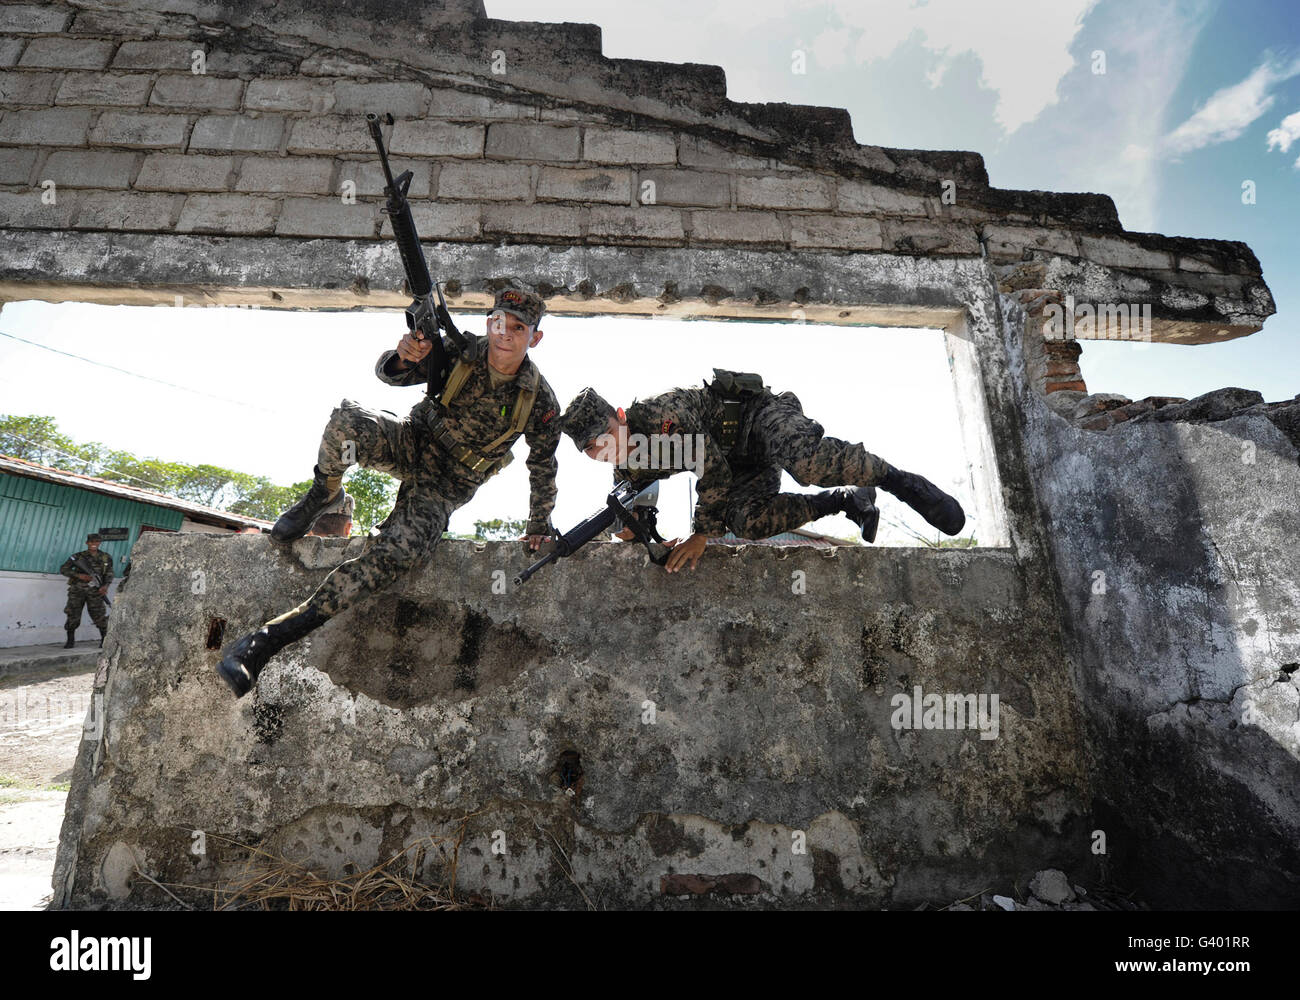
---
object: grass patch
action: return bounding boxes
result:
[0,775,70,793]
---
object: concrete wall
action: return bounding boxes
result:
[1006,296,1300,907]
[0,522,241,647]
[53,527,1092,909]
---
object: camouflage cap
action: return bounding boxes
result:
[490,281,545,328]
[320,489,355,518]
[86,533,102,543]
[560,387,616,449]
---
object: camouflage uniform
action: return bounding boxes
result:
[299,332,561,617]
[569,381,894,540]
[60,546,113,630]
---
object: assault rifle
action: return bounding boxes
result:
[515,481,670,587]
[72,554,112,608]
[367,112,477,398]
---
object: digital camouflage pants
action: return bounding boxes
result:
[296,399,478,619]
[64,586,108,630]
[723,391,895,539]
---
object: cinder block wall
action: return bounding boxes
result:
[0,0,1273,347]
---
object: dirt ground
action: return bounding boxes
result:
[0,662,97,910]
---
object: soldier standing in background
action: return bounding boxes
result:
[59,532,113,648]
[307,489,354,538]
[217,282,562,698]
[559,371,966,572]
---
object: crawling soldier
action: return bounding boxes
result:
[559,370,965,572]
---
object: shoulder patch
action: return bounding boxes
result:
[541,409,556,424]
[661,418,674,435]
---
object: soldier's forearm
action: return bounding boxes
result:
[376,350,422,386]
[526,494,556,525]
[693,504,728,536]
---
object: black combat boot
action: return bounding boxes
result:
[98,626,107,648]
[879,466,965,536]
[810,486,881,543]
[271,466,342,543]
[64,629,75,649]
[216,605,332,698]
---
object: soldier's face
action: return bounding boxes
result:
[486,311,541,368]
[584,415,627,464]
[87,540,100,552]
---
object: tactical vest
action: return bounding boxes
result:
[706,368,769,455]
[433,355,538,476]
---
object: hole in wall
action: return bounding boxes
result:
[556,749,583,794]
[0,300,1008,551]
[205,617,226,650]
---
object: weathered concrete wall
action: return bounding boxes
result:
[53,528,1092,909]
[48,271,1300,908]
[1004,296,1300,908]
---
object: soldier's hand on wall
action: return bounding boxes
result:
[522,533,548,552]
[664,533,707,573]
[395,331,433,366]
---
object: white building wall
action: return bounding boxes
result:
[0,570,123,648]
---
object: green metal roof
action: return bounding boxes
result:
[0,471,183,574]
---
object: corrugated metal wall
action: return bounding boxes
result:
[0,473,183,574]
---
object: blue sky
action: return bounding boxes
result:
[2,0,1296,544]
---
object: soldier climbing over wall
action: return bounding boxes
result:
[60,532,113,648]
[217,282,562,697]
[559,371,966,572]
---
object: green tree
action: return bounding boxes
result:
[472,518,528,541]
[5,414,312,524]
[0,415,84,468]
[229,476,313,522]
[3,414,526,540]
[344,468,398,533]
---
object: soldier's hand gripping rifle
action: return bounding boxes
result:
[367,112,477,398]
[515,481,670,587]
[72,554,112,608]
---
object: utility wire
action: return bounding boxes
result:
[0,329,301,417]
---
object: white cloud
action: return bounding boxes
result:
[486,0,1097,133]
[835,0,1100,133]
[1265,109,1300,153]
[808,27,853,71]
[1162,55,1300,156]
[1015,0,1210,233]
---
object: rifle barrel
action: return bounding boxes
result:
[366,113,399,194]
